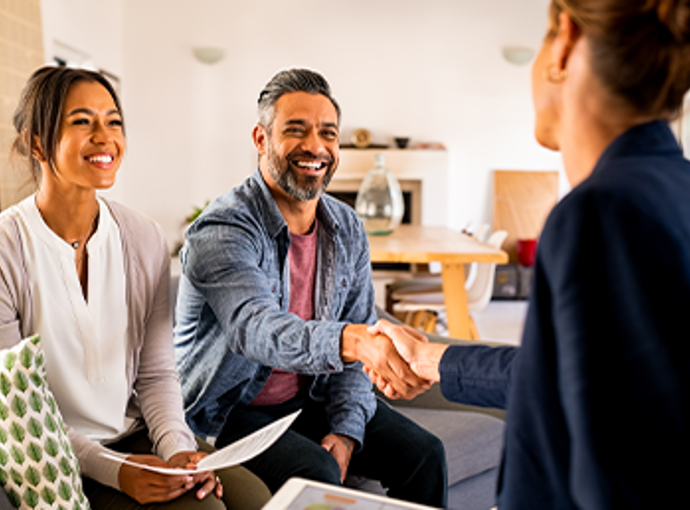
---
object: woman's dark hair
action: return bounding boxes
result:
[11,65,124,179]
[549,0,690,116]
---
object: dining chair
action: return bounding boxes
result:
[388,230,508,336]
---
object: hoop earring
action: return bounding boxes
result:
[543,63,568,83]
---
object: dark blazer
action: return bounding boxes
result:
[440,121,690,509]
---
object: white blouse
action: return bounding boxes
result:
[15,195,132,442]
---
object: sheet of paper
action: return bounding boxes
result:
[101,410,300,475]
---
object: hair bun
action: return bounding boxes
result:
[655,0,690,43]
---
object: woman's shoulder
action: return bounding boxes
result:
[0,205,26,260]
[101,198,169,265]
[103,199,165,239]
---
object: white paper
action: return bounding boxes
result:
[101,410,300,475]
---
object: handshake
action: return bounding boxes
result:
[341,319,450,400]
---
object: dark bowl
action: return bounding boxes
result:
[394,137,410,149]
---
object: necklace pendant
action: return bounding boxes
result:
[71,242,80,249]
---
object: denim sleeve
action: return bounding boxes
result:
[322,225,378,445]
[439,344,517,409]
[182,215,345,374]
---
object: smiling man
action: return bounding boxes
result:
[173,69,446,507]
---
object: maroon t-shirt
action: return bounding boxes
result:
[250,222,317,406]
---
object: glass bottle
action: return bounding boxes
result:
[355,153,405,235]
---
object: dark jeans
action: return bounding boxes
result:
[217,396,448,508]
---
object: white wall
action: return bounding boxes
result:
[40,0,123,80]
[40,0,126,202]
[42,0,566,248]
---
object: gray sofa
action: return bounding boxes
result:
[348,307,506,510]
[170,275,505,509]
[0,280,506,510]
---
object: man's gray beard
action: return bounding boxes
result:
[266,154,335,202]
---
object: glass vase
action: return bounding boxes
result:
[355,153,405,235]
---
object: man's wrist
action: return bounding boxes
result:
[340,324,362,363]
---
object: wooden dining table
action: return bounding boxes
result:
[367,225,509,340]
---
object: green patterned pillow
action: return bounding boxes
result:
[0,335,89,509]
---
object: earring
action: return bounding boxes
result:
[543,63,568,83]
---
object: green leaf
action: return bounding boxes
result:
[58,480,72,501]
[25,465,40,486]
[44,412,58,433]
[23,486,39,508]
[0,446,8,465]
[29,372,43,388]
[11,395,27,419]
[3,352,16,371]
[0,468,7,485]
[13,370,29,392]
[43,462,58,484]
[44,437,59,457]
[10,466,23,485]
[28,391,43,414]
[27,417,43,438]
[10,444,25,465]
[7,487,21,507]
[0,424,7,443]
[19,345,33,369]
[61,438,72,455]
[41,486,57,505]
[9,422,25,443]
[59,456,73,477]
[26,441,42,463]
[0,373,12,397]
[47,393,57,415]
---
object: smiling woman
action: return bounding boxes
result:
[0,66,271,509]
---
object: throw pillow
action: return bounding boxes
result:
[0,335,89,509]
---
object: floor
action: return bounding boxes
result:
[469,300,528,346]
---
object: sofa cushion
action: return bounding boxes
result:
[0,336,89,509]
[394,407,504,486]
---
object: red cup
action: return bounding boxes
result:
[517,238,538,267]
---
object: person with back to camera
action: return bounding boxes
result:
[368,0,690,508]
[0,65,271,509]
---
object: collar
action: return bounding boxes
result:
[592,120,683,177]
[250,169,340,239]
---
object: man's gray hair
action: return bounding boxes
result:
[257,68,341,133]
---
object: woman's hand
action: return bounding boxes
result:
[118,454,195,504]
[118,451,222,504]
[169,451,223,500]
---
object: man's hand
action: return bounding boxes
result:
[365,320,449,397]
[321,434,355,483]
[341,324,431,399]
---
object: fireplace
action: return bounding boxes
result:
[327,148,448,277]
[325,179,421,226]
[326,180,420,272]
[330,148,448,227]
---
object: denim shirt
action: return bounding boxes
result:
[174,170,378,444]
